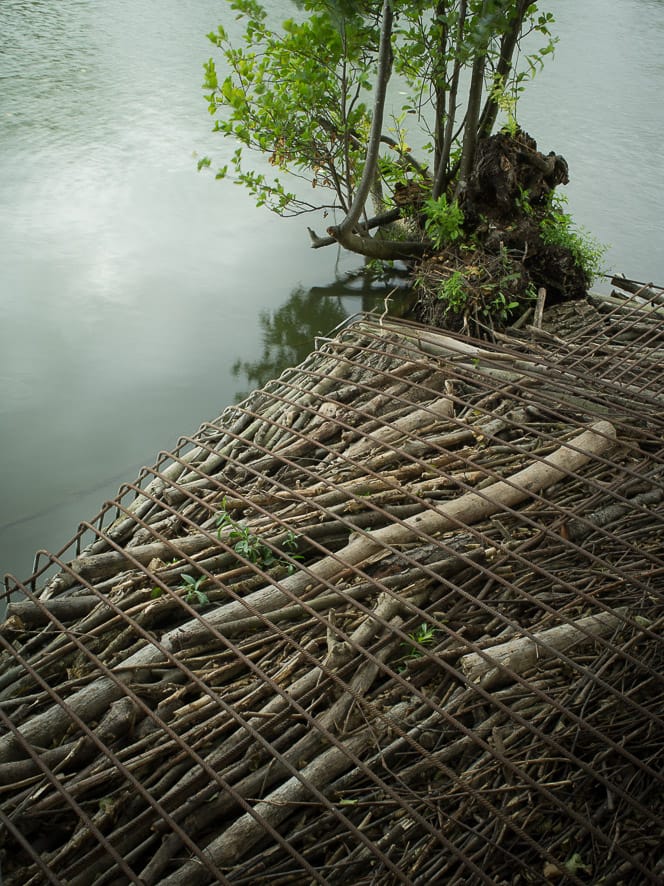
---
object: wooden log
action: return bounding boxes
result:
[3,596,102,629]
[0,421,616,763]
[533,286,547,330]
[159,732,370,883]
[161,421,618,650]
[459,607,629,687]
[343,395,454,460]
[610,275,664,305]
[67,533,214,583]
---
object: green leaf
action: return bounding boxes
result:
[564,853,592,875]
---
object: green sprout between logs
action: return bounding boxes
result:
[149,501,304,606]
[150,573,210,607]
[401,622,437,661]
[179,573,210,606]
[216,497,303,574]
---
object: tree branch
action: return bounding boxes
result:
[433,0,467,199]
[307,207,401,249]
[477,0,532,139]
[325,227,431,261]
[457,0,490,194]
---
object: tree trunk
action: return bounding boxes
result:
[336,0,393,238]
[477,0,532,139]
[433,0,467,199]
[457,0,490,194]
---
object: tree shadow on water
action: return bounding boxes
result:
[232,277,410,400]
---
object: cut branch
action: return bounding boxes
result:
[460,608,629,688]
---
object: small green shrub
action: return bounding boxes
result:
[540,197,607,282]
[438,269,469,314]
[423,194,465,250]
[486,289,521,322]
[515,185,534,216]
[216,498,303,574]
[402,622,437,659]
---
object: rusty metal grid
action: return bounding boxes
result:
[1,289,663,885]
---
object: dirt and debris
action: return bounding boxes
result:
[413,130,593,333]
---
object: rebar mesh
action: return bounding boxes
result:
[1,285,663,885]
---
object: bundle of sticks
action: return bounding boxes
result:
[1,295,663,884]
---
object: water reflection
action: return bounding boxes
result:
[232,286,348,398]
[231,277,413,398]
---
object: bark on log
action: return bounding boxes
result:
[460,608,629,687]
[3,596,102,628]
[343,395,454,459]
[166,420,616,648]
[68,534,213,583]
[610,276,664,305]
[307,208,401,248]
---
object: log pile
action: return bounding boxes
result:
[1,284,663,884]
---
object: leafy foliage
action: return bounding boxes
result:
[423,194,465,250]
[202,0,557,226]
[202,0,377,214]
[400,621,437,663]
[217,498,303,574]
[438,269,468,314]
[179,574,210,607]
[202,2,603,329]
[149,574,210,606]
[539,196,607,284]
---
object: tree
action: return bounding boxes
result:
[202,1,604,331]
[203,0,554,246]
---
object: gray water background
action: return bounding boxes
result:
[1,0,663,583]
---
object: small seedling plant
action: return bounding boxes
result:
[147,508,303,606]
[400,622,437,668]
[216,498,303,574]
[150,573,210,607]
[179,573,210,606]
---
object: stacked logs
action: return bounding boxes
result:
[1,293,663,884]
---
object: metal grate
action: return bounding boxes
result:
[1,287,663,884]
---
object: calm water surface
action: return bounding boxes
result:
[1,0,663,582]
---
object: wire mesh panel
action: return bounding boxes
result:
[1,289,663,885]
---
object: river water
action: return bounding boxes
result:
[1,0,663,582]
